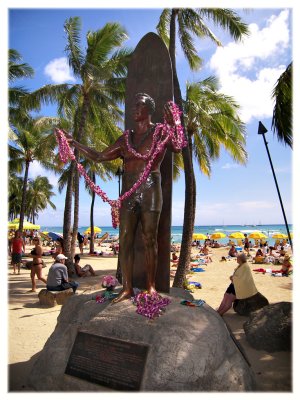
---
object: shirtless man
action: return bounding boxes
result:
[64,93,180,302]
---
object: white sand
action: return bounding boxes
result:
[8,244,292,391]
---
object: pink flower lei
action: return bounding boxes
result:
[55,101,186,228]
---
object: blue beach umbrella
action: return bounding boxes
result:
[47,232,63,241]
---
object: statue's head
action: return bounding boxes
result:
[135,93,155,115]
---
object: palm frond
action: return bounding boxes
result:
[271,62,292,148]
[198,8,249,42]
[156,9,171,47]
[64,17,85,76]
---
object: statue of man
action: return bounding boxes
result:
[64,93,181,302]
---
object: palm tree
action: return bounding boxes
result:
[29,18,131,258]
[172,78,247,286]
[157,8,249,287]
[9,49,34,125]
[271,62,292,148]
[8,117,59,231]
[8,173,23,220]
[26,176,56,223]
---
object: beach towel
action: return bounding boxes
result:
[191,267,206,272]
[184,281,202,291]
[180,299,205,307]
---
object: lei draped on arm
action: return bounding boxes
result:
[55,101,187,228]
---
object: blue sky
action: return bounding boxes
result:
[5,3,295,228]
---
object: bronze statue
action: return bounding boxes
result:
[64,93,181,302]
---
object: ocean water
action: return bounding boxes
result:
[40,223,292,246]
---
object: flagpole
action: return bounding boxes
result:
[258,121,293,252]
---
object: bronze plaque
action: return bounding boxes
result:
[65,332,149,391]
[124,32,173,292]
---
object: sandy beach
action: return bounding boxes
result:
[8,242,292,392]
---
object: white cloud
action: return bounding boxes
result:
[208,10,290,123]
[44,57,75,84]
[29,161,59,188]
[221,163,239,170]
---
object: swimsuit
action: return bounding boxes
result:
[121,171,162,213]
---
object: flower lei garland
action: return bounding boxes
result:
[131,291,171,319]
[95,275,119,303]
[55,101,186,228]
[95,291,117,303]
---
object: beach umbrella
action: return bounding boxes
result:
[272,233,288,239]
[228,232,244,239]
[9,219,40,230]
[8,222,18,230]
[47,232,63,241]
[248,231,267,239]
[84,226,102,235]
[192,233,207,240]
[210,232,226,239]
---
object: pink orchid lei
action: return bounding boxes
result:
[131,291,171,320]
[95,275,119,303]
[101,275,119,289]
[55,101,186,228]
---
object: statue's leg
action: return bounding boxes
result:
[112,205,139,303]
[140,210,161,294]
[140,173,162,295]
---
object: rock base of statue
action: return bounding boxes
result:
[27,287,256,391]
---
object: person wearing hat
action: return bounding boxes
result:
[46,254,79,293]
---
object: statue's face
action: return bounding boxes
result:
[133,96,150,122]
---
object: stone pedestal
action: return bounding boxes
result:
[28,288,256,391]
[38,288,73,307]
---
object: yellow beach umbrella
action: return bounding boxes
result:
[9,219,40,230]
[211,232,226,239]
[272,233,288,239]
[192,233,207,240]
[248,231,267,239]
[84,226,102,235]
[228,232,245,239]
[8,222,18,230]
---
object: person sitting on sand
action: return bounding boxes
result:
[255,248,264,257]
[73,254,96,277]
[278,255,292,276]
[279,246,286,257]
[228,245,237,258]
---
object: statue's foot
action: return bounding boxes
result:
[111,289,133,304]
[147,286,157,296]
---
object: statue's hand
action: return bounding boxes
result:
[163,103,175,125]
[61,129,74,145]
[163,102,180,126]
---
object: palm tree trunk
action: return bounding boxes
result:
[63,160,74,259]
[71,94,90,257]
[71,160,80,258]
[18,161,30,232]
[168,9,196,288]
[89,172,96,254]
